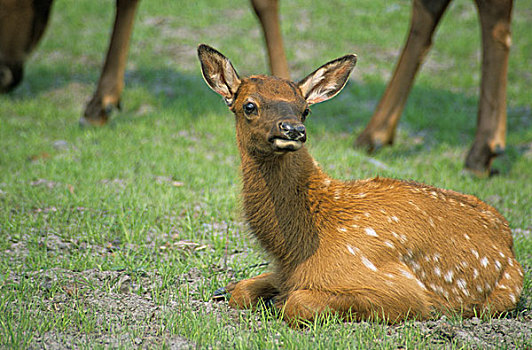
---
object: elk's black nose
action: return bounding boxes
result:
[279,121,306,142]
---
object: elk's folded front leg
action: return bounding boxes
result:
[226,272,279,309]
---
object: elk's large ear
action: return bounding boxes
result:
[198,44,241,106]
[297,54,357,105]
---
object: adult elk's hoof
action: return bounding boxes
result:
[354,131,388,153]
[464,142,504,178]
[0,63,23,93]
[79,97,121,127]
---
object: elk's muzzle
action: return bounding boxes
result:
[272,121,306,152]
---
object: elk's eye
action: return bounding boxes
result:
[302,108,310,121]
[243,102,257,115]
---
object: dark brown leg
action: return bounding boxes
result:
[251,0,290,79]
[466,0,513,176]
[0,0,53,93]
[80,0,140,126]
[355,0,451,151]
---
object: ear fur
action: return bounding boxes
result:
[198,44,241,106]
[298,54,357,105]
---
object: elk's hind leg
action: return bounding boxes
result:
[280,278,432,325]
[225,272,280,309]
[80,0,139,126]
[355,0,451,152]
[465,0,513,176]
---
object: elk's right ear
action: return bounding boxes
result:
[198,44,241,106]
[298,54,357,105]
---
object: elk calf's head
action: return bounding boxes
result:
[198,44,356,157]
[198,44,523,325]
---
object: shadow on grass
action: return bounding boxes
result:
[7,64,530,173]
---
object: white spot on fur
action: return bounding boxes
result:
[385,273,395,279]
[433,253,441,262]
[417,280,427,290]
[428,217,435,228]
[504,272,510,280]
[434,267,442,277]
[338,227,347,233]
[471,249,479,259]
[391,216,399,223]
[473,269,479,279]
[361,256,377,271]
[480,257,489,268]
[509,293,516,304]
[365,227,378,237]
[460,261,469,268]
[464,234,471,240]
[476,285,483,293]
[323,178,331,186]
[351,224,359,229]
[400,269,414,279]
[457,279,469,296]
[495,260,502,271]
[347,244,358,256]
[499,251,505,258]
[411,261,421,272]
[364,212,371,218]
[508,257,514,267]
[384,241,395,249]
[444,270,454,283]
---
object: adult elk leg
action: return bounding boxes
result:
[355,0,451,151]
[80,0,139,126]
[465,0,513,176]
[251,0,290,79]
[0,0,53,93]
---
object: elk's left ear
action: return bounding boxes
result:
[298,54,357,105]
[198,44,241,106]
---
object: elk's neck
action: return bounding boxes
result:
[239,147,323,268]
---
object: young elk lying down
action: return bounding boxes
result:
[197,44,523,325]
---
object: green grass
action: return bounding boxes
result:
[1,0,531,348]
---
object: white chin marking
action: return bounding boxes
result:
[273,139,302,151]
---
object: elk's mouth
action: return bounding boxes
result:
[271,137,303,152]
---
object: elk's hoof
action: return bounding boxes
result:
[465,142,505,178]
[0,64,23,93]
[212,287,230,301]
[80,101,120,127]
[354,133,385,153]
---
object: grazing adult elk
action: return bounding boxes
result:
[198,44,523,325]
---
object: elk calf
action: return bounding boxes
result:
[198,44,523,324]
